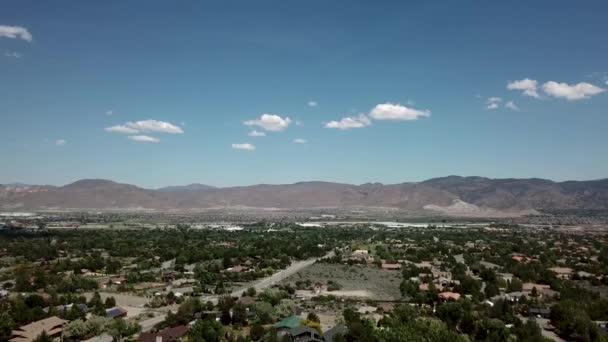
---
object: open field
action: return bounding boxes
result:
[280,263,403,301]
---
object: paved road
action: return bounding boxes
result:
[139,314,167,332]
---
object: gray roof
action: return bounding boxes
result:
[324,325,348,342]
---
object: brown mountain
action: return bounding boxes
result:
[1,176,607,213]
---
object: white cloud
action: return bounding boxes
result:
[55,139,66,146]
[505,101,519,111]
[244,114,292,132]
[324,114,371,130]
[105,110,113,116]
[542,81,605,101]
[2,50,21,58]
[293,138,307,144]
[486,97,502,110]
[128,135,159,143]
[307,101,318,107]
[0,25,32,42]
[105,125,139,134]
[368,103,430,121]
[105,119,184,135]
[248,130,266,137]
[125,119,184,134]
[507,78,539,98]
[232,143,255,151]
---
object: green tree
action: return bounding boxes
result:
[250,323,265,341]
[506,278,523,292]
[105,296,116,308]
[254,302,275,324]
[189,319,224,342]
[436,301,464,330]
[307,312,320,323]
[0,311,14,342]
[107,319,140,342]
[232,303,248,326]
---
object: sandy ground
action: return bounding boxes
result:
[281,263,403,301]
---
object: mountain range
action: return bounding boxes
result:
[1,176,608,214]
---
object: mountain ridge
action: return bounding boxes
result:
[1,176,608,214]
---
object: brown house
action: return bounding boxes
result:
[10,316,67,342]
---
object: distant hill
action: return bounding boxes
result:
[1,176,608,215]
[157,183,217,192]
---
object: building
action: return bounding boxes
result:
[289,326,324,342]
[10,316,67,342]
[548,267,573,279]
[323,325,348,342]
[138,325,190,342]
[381,263,402,271]
[106,306,128,319]
[438,292,461,301]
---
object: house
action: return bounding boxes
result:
[381,263,402,271]
[108,276,127,285]
[529,307,551,318]
[276,316,305,330]
[238,296,256,306]
[498,273,514,283]
[290,326,324,342]
[324,325,348,342]
[106,306,128,319]
[548,267,573,279]
[438,292,461,301]
[577,271,594,278]
[479,261,500,270]
[10,316,67,342]
[512,255,526,263]
[138,325,190,342]
[276,316,306,337]
[522,283,551,293]
[82,333,113,342]
[377,303,395,314]
[226,265,249,273]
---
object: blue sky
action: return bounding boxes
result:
[1,1,607,188]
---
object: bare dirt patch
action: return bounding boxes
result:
[280,263,402,301]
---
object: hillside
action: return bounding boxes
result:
[1,176,608,214]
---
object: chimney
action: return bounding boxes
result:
[156,336,162,342]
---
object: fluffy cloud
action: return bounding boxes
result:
[368,103,430,121]
[244,114,292,132]
[486,97,502,110]
[128,135,160,143]
[505,101,519,111]
[105,125,140,134]
[55,139,66,146]
[0,25,32,42]
[105,120,184,134]
[248,130,266,137]
[507,78,539,98]
[324,114,372,130]
[308,101,318,107]
[293,138,307,144]
[542,81,605,101]
[232,143,255,151]
[125,120,184,134]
